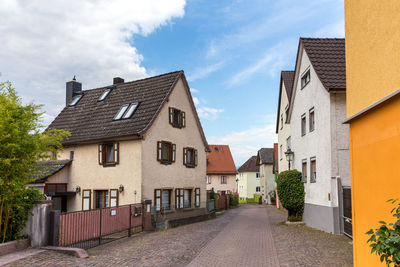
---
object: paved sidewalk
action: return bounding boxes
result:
[188,205,279,266]
[0,249,43,266]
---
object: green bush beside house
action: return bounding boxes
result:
[276,170,305,222]
[238,194,262,204]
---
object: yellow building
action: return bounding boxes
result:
[344,1,400,266]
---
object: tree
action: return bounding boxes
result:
[0,80,70,243]
[277,170,305,221]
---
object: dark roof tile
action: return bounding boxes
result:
[238,156,258,172]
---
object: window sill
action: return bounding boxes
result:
[160,161,172,165]
[102,163,116,167]
[183,208,194,212]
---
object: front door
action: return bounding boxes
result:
[95,190,109,209]
[342,188,352,238]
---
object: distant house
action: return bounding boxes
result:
[206,145,237,194]
[237,156,260,200]
[286,38,349,234]
[32,71,210,223]
[256,148,275,204]
[276,71,295,173]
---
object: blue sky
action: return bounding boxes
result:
[134,0,344,165]
[0,0,344,165]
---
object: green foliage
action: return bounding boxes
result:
[0,80,70,243]
[366,198,400,266]
[239,197,247,204]
[277,170,305,221]
[229,193,239,207]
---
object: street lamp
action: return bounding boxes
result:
[284,148,294,170]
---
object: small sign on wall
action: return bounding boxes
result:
[111,209,116,216]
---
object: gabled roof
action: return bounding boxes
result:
[47,71,209,151]
[301,38,346,91]
[32,160,72,184]
[275,71,295,133]
[237,156,258,173]
[256,148,274,165]
[287,38,346,123]
[206,145,237,175]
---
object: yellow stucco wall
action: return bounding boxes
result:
[345,0,400,117]
[141,77,207,208]
[59,140,142,211]
[345,1,400,265]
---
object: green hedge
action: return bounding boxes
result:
[277,170,305,221]
[239,194,262,204]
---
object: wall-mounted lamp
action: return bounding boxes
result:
[119,184,124,193]
[75,186,81,194]
[284,148,294,170]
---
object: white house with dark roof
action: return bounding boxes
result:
[287,38,350,234]
[256,148,275,204]
[37,71,210,224]
[276,71,294,173]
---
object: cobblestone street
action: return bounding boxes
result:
[4,205,353,266]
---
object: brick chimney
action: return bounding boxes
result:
[113,77,124,84]
[66,76,82,106]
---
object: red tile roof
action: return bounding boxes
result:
[206,145,237,175]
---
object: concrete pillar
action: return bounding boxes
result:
[23,200,53,247]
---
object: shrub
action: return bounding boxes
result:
[229,193,239,207]
[366,198,400,266]
[277,170,305,221]
[258,196,262,204]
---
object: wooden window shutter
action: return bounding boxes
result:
[169,107,173,125]
[98,144,103,165]
[181,111,186,128]
[194,149,198,166]
[114,143,119,164]
[172,144,176,162]
[183,148,187,166]
[157,141,162,161]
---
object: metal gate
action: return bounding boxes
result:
[53,204,143,249]
[342,188,352,238]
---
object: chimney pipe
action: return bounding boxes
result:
[113,77,124,84]
[66,76,82,106]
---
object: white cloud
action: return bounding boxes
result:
[315,20,345,37]
[228,40,296,87]
[192,96,200,105]
[190,88,199,93]
[197,107,224,120]
[187,61,224,81]
[208,121,277,166]
[0,0,186,125]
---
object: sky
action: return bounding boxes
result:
[0,0,344,166]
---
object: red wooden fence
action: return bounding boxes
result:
[58,204,142,247]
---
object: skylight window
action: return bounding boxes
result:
[113,103,139,121]
[98,89,111,101]
[113,104,129,120]
[69,95,82,106]
[122,103,139,119]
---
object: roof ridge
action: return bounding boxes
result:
[81,70,184,93]
[300,37,345,40]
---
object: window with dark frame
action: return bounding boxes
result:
[70,151,74,160]
[98,143,119,166]
[176,189,184,209]
[256,173,260,179]
[310,157,316,183]
[113,102,139,120]
[302,160,308,183]
[221,176,227,184]
[301,114,306,136]
[280,114,283,129]
[184,189,192,208]
[195,188,200,207]
[95,190,109,209]
[301,70,310,88]
[256,186,260,192]
[169,107,186,128]
[110,189,118,207]
[309,107,315,132]
[157,141,176,164]
[183,147,197,168]
[155,189,171,211]
[82,190,91,210]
